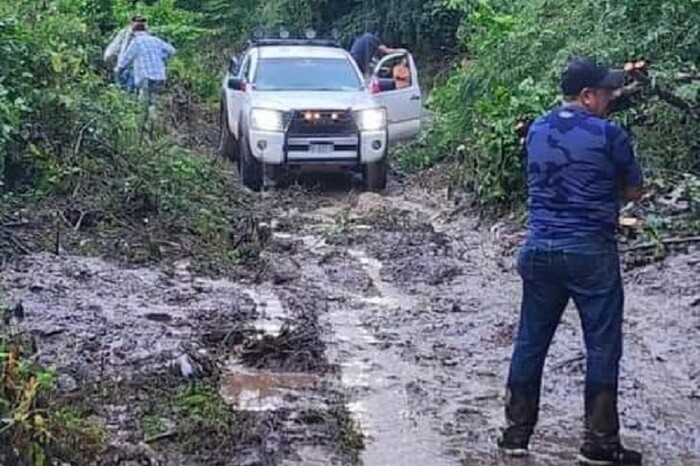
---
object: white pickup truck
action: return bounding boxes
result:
[218,38,423,191]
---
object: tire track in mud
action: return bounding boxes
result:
[257,188,484,465]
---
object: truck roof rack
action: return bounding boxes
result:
[247,26,342,48]
[250,38,341,48]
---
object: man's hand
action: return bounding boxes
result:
[623,185,644,202]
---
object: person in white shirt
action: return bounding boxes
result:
[103,15,146,92]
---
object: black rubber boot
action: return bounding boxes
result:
[578,443,643,465]
[579,388,642,464]
[498,389,539,457]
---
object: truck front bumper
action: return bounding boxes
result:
[249,130,387,165]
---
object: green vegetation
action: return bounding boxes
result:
[1,0,461,262]
[139,382,246,446]
[0,0,251,266]
[401,0,700,210]
[0,330,106,464]
[329,405,365,463]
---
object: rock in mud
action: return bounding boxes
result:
[353,192,392,216]
[176,354,198,380]
[270,258,301,284]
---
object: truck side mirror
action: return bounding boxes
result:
[228,56,240,75]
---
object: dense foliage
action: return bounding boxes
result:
[410,0,700,207]
[0,0,248,268]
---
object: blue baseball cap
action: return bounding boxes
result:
[561,56,625,96]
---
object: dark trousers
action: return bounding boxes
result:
[116,68,135,93]
[138,79,164,108]
[505,238,623,447]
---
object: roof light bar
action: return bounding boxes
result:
[248,26,341,47]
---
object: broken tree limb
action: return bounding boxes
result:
[144,430,178,444]
[1,230,32,255]
[621,236,700,252]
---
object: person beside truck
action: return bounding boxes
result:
[392,57,411,89]
[349,30,405,76]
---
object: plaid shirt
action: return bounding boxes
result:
[117,32,176,88]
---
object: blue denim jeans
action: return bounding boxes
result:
[505,236,623,443]
[116,68,136,93]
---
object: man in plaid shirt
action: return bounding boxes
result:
[116,23,176,107]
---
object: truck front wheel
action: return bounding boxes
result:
[238,135,263,191]
[363,157,388,192]
[217,102,238,160]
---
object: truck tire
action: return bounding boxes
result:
[363,157,388,192]
[238,135,263,191]
[218,102,238,160]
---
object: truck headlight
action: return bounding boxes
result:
[355,108,387,131]
[250,108,284,132]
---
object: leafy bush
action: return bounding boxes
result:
[408,0,700,207]
[0,0,251,268]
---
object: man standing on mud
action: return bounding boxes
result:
[498,56,644,465]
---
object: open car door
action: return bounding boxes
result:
[370,52,423,144]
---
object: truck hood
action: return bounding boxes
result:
[249,91,379,112]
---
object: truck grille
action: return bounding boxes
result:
[287,109,356,136]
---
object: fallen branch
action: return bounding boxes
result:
[144,430,178,444]
[73,117,98,159]
[4,232,32,255]
[553,354,585,370]
[621,236,700,252]
[73,211,87,232]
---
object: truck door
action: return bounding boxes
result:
[370,53,423,144]
[226,53,252,138]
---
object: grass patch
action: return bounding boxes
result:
[330,405,365,463]
[138,380,253,455]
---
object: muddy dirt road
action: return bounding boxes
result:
[3,172,699,465]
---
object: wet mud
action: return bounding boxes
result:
[2,172,699,465]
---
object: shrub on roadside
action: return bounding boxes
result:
[401,0,700,208]
[0,0,248,265]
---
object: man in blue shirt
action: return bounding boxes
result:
[498,57,644,465]
[350,30,404,76]
[116,23,176,107]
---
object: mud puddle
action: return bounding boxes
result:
[0,251,351,465]
[221,362,322,411]
[264,193,462,466]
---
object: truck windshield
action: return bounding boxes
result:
[254,58,364,91]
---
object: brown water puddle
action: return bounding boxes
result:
[220,362,321,411]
